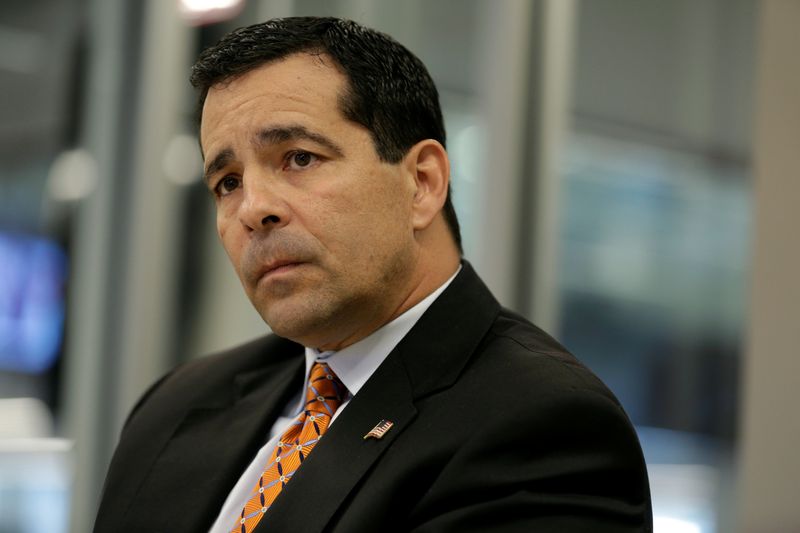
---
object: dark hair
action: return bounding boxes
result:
[190,16,461,252]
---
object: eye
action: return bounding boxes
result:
[214,175,241,197]
[285,151,318,171]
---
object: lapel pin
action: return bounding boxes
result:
[363,419,394,440]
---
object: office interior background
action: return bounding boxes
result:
[0,0,797,532]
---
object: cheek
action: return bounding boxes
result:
[216,216,242,262]
[304,169,413,249]
[346,197,413,254]
[216,216,228,242]
[216,202,240,240]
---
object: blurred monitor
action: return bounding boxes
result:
[0,231,67,374]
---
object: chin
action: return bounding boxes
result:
[259,303,330,345]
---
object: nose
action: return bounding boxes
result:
[237,176,290,232]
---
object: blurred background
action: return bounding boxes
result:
[0,0,797,532]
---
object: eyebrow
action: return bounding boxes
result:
[255,125,345,158]
[203,148,234,186]
[202,125,346,186]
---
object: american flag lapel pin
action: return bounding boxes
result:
[364,419,394,440]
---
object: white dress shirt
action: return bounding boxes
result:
[208,268,459,532]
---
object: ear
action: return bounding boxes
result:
[403,139,451,231]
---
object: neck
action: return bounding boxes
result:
[315,245,461,352]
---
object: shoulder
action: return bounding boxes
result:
[160,334,299,388]
[456,306,649,495]
[409,308,652,530]
[472,307,621,406]
[124,334,301,428]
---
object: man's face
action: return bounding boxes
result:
[200,54,420,351]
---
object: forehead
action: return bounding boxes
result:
[200,53,348,150]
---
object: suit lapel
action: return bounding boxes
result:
[254,262,501,532]
[125,352,304,531]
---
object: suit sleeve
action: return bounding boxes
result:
[408,387,653,533]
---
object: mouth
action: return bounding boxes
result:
[259,259,305,281]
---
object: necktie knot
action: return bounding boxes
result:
[305,362,345,415]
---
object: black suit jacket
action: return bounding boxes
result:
[95,263,652,532]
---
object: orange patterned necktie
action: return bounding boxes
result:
[231,361,346,533]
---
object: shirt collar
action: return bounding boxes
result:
[303,266,461,398]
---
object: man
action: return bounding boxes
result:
[95,17,652,533]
